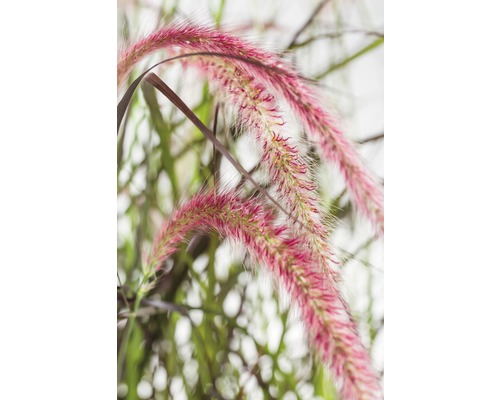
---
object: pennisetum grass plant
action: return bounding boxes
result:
[118,19,382,400]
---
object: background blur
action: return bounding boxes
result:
[117,1,384,399]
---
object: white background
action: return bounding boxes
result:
[1,1,499,399]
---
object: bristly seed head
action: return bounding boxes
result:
[148,191,382,400]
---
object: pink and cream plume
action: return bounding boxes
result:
[197,58,335,276]
[147,191,382,400]
[118,22,384,235]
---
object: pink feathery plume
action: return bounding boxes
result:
[197,58,335,275]
[148,191,382,400]
[117,22,384,235]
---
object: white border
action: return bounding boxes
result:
[386,0,500,398]
[0,1,116,398]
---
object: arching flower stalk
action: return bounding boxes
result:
[118,22,384,235]
[147,191,382,400]
[197,58,336,277]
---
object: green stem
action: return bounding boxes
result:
[117,290,143,383]
[316,36,384,79]
[142,83,179,201]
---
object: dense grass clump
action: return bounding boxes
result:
[118,3,383,399]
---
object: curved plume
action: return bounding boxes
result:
[197,58,335,276]
[148,191,382,400]
[118,22,384,235]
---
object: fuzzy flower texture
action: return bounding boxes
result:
[119,21,383,400]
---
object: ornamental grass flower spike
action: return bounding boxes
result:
[197,58,336,275]
[148,191,382,400]
[118,22,384,235]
